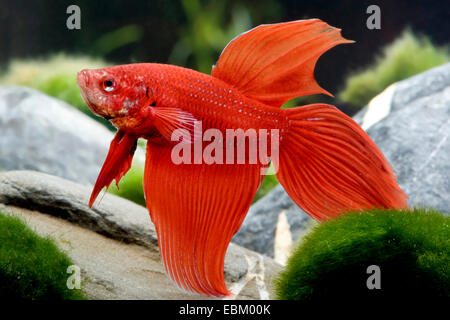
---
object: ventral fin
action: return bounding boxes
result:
[212,19,353,107]
[89,130,137,207]
[152,107,201,144]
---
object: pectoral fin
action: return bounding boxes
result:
[152,107,200,144]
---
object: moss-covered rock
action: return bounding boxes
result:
[0,213,86,300]
[275,208,450,300]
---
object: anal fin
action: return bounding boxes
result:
[144,143,262,296]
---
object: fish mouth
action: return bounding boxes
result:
[80,94,104,118]
[105,114,127,121]
[89,104,127,121]
[77,70,113,119]
[77,69,129,123]
[77,70,99,114]
[77,70,91,89]
[79,91,125,121]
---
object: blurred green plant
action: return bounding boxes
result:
[90,24,144,56]
[254,174,278,203]
[0,213,86,300]
[169,0,252,73]
[339,30,450,108]
[275,208,450,300]
[0,53,114,129]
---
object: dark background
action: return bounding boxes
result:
[0,0,448,95]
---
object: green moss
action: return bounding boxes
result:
[0,53,114,130]
[0,213,86,300]
[275,208,450,300]
[339,30,450,107]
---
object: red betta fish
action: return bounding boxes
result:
[77,19,409,296]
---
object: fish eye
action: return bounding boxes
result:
[102,78,116,92]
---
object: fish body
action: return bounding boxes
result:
[78,63,286,136]
[77,19,409,296]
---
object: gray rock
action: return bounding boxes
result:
[0,170,281,299]
[390,63,450,113]
[233,184,312,260]
[363,63,450,213]
[0,86,144,185]
[234,63,450,258]
[0,170,158,249]
[352,105,366,126]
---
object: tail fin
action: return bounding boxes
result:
[212,19,353,107]
[275,104,408,221]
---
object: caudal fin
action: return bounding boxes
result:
[275,104,409,221]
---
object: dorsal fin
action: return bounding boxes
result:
[212,19,353,107]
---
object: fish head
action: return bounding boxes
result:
[77,66,153,131]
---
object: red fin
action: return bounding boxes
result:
[275,104,409,221]
[144,143,262,296]
[152,107,200,143]
[212,19,353,107]
[89,130,137,207]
